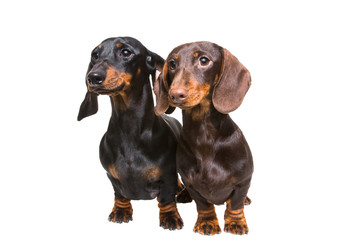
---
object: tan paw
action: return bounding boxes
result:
[193,219,221,235]
[158,202,183,230]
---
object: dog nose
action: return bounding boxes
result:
[87,71,105,86]
[170,88,188,104]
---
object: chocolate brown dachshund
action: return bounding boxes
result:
[153,41,253,235]
[78,37,188,230]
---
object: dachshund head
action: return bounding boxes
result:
[154,41,251,117]
[78,37,163,121]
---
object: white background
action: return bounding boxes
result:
[1,0,359,239]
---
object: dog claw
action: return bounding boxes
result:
[108,206,133,224]
[159,208,183,230]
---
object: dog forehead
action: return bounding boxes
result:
[99,37,146,53]
[170,41,222,60]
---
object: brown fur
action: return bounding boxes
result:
[153,41,253,235]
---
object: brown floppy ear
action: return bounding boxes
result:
[153,70,174,116]
[212,48,251,114]
[77,63,99,121]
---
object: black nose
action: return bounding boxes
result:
[87,71,105,86]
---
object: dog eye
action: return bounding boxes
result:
[199,57,210,66]
[168,59,176,70]
[92,52,99,61]
[120,49,132,57]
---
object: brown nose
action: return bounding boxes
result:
[170,88,188,104]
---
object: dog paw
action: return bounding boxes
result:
[193,219,221,235]
[108,206,133,223]
[224,221,248,235]
[224,207,249,235]
[159,211,184,230]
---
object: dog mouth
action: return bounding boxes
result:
[89,82,126,95]
[169,94,203,110]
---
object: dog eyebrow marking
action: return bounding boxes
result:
[136,67,141,76]
[116,43,122,48]
[193,52,199,58]
[98,45,102,49]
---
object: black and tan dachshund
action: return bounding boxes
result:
[78,37,188,230]
[154,41,253,235]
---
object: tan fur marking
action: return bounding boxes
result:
[144,166,161,180]
[102,66,133,92]
[214,73,219,85]
[224,200,248,234]
[114,198,131,208]
[193,52,199,58]
[162,62,168,88]
[158,202,177,214]
[194,205,221,235]
[98,45,102,49]
[108,164,120,179]
[116,43,122,48]
[158,201,183,230]
[136,67,141,76]
[170,80,210,121]
[169,79,210,109]
[109,197,133,223]
[112,92,130,111]
[186,97,211,121]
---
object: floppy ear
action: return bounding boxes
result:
[77,63,99,121]
[154,70,173,116]
[146,50,165,85]
[212,48,251,114]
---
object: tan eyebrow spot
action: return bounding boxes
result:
[136,67,141,76]
[116,43,122,48]
[98,45,102,49]
[193,52,199,58]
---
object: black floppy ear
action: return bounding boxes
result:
[148,50,175,115]
[146,50,165,85]
[77,91,98,121]
[212,48,251,114]
[77,63,99,121]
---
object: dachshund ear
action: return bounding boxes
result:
[77,91,99,121]
[154,72,169,116]
[212,48,251,114]
[77,63,99,121]
[146,50,164,85]
[153,62,175,116]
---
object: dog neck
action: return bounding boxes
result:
[182,101,230,138]
[108,77,156,134]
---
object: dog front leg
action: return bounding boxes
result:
[157,182,183,230]
[224,181,251,235]
[107,174,133,223]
